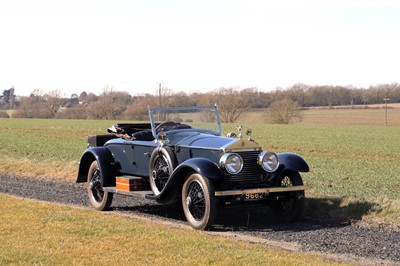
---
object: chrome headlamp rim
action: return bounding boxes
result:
[258,151,279,172]
[219,153,243,174]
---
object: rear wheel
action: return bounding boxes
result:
[271,170,304,222]
[182,173,217,230]
[87,160,113,211]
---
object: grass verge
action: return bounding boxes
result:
[0,194,349,266]
[0,157,77,181]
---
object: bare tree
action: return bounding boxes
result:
[100,86,115,119]
[45,90,65,116]
[266,99,302,124]
[215,87,245,123]
[86,86,130,120]
[121,94,157,121]
[14,89,55,118]
[168,91,195,107]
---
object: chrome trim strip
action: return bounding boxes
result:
[103,187,153,197]
[174,144,261,153]
[214,185,311,196]
[178,145,221,152]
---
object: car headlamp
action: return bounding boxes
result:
[258,151,279,172]
[220,153,243,174]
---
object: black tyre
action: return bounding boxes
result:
[182,173,217,230]
[149,146,177,196]
[271,170,304,222]
[87,160,113,211]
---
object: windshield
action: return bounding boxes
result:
[148,105,222,137]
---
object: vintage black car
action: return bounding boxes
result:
[76,105,310,230]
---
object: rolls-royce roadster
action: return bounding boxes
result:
[76,105,310,230]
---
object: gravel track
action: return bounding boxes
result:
[1,173,399,265]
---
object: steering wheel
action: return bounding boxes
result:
[155,121,178,133]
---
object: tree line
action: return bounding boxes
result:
[1,83,399,122]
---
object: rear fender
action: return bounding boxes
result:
[76,147,117,187]
[147,158,223,204]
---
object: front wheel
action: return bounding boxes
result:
[182,173,217,230]
[271,170,304,222]
[87,160,113,211]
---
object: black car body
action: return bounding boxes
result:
[77,105,310,230]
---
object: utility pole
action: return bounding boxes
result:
[158,82,163,108]
[383,98,390,127]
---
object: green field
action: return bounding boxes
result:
[0,108,399,222]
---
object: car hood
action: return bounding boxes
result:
[168,131,262,152]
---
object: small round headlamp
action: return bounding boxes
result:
[219,153,243,174]
[258,151,279,172]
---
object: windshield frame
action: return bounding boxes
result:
[148,105,222,138]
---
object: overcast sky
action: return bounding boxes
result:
[1,0,399,96]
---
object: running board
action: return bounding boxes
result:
[103,187,153,198]
[215,185,311,197]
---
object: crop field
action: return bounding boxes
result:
[240,107,400,125]
[0,107,399,222]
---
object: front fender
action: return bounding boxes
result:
[173,158,223,181]
[76,147,117,187]
[147,157,223,204]
[269,152,309,183]
[278,152,309,173]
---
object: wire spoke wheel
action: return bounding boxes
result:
[278,176,295,214]
[271,170,304,222]
[281,176,292,187]
[153,156,170,192]
[87,161,113,211]
[182,173,216,230]
[187,181,206,220]
[90,169,104,202]
[149,147,177,196]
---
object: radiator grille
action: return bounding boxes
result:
[228,151,263,183]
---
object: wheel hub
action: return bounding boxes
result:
[186,196,192,206]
